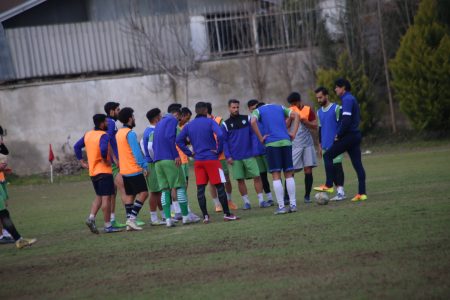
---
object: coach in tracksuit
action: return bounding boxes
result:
[222,99,268,210]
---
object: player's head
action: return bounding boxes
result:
[206,102,212,115]
[118,107,135,127]
[228,99,240,117]
[315,86,329,107]
[247,99,259,112]
[93,114,108,130]
[334,78,351,96]
[180,107,192,125]
[256,102,265,108]
[287,92,301,106]
[168,103,182,120]
[104,102,120,119]
[146,108,161,124]
[195,102,208,116]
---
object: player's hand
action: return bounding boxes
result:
[318,145,322,157]
[260,134,269,144]
[175,157,181,167]
[80,160,89,169]
[4,167,12,174]
[0,162,7,171]
[289,132,296,140]
[143,169,148,177]
[227,158,233,165]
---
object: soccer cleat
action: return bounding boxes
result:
[215,204,223,213]
[228,200,238,210]
[289,205,298,212]
[150,219,166,226]
[16,238,37,249]
[304,196,312,204]
[330,193,347,201]
[173,213,183,221]
[135,219,145,226]
[126,219,143,231]
[314,185,334,193]
[223,214,240,221]
[242,203,251,210]
[0,236,15,244]
[267,200,275,206]
[104,226,123,233]
[86,218,99,234]
[166,218,176,228]
[188,212,201,223]
[259,201,272,208]
[351,194,368,202]
[111,220,127,229]
[203,215,210,224]
[274,207,289,215]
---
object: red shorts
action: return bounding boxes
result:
[194,160,226,185]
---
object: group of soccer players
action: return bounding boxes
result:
[74,77,368,234]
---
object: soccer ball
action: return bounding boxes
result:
[314,192,329,205]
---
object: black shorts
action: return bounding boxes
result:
[91,174,115,196]
[123,174,148,196]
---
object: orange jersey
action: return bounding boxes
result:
[177,124,189,164]
[116,128,142,175]
[84,130,112,176]
[213,116,226,160]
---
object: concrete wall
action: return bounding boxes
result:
[0,49,313,175]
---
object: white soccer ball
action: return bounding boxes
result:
[314,192,329,205]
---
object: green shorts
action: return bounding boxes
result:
[112,163,119,179]
[231,157,260,180]
[147,163,161,192]
[220,159,229,176]
[181,163,189,179]
[155,160,186,190]
[254,155,269,173]
[0,182,9,211]
[322,151,344,164]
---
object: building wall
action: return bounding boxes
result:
[0,49,312,175]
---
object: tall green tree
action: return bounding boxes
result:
[390,0,450,131]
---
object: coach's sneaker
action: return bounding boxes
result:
[259,200,271,208]
[274,207,289,215]
[215,204,223,213]
[182,215,195,225]
[228,200,238,210]
[188,212,201,223]
[16,238,37,249]
[126,219,143,231]
[351,194,368,202]
[267,199,275,206]
[330,193,346,201]
[174,213,183,221]
[111,220,127,229]
[150,219,166,226]
[203,215,210,224]
[104,226,123,233]
[242,203,251,210]
[289,205,298,213]
[0,236,15,244]
[86,218,99,234]
[304,196,312,204]
[224,214,240,221]
[314,185,334,193]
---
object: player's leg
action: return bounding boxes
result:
[0,209,37,249]
[316,138,348,193]
[194,161,210,222]
[265,146,287,213]
[303,167,313,203]
[86,178,102,234]
[330,155,346,201]
[282,145,297,212]
[347,134,367,201]
[232,160,251,209]
[256,155,273,203]
[245,158,267,208]
[302,145,317,203]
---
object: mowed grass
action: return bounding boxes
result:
[1,143,450,300]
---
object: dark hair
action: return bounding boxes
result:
[118,107,134,124]
[93,114,107,128]
[228,99,240,106]
[181,107,192,116]
[167,103,182,114]
[104,102,120,114]
[146,108,161,122]
[195,102,208,115]
[247,99,259,108]
[334,78,351,91]
[206,102,212,115]
[287,92,301,104]
[314,86,329,95]
[256,102,265,108]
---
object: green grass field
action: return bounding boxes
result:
[1,143,450,299]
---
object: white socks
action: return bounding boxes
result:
[110,213,115,222]
[273,180,285,208]
[337,186,345,195]
[172,201,181,214]
[242,194,250,204]
[150,211,158,222]
[213,197,220,205]
[286,177,296,206]
[266,193,273,201]
[257,193,264,204]
[226,193,232,201]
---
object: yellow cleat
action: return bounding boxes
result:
[351,194,368,202]
[313,185,334,193]
[16,238,37,249]
[215,204,223,213]
[228,200,238,210]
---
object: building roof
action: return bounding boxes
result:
[0,0,47,23]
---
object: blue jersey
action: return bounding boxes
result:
[153,114,179,162]
[252,104,291,146]
[222,114,254,160]
[140,125,155,163]
[251,120,266,156]
[106,117,118,159]
[318,103,341,150]
[337,92,360,138]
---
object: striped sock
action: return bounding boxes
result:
[176,187,189,216]
[161,191,172,220]
[131,200,143,218]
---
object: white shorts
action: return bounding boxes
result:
[292,145,317,171]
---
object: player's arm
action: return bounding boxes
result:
[336,98,353,140]
[99,134,111,165]
[0,140,9,155]
[167,120,181,165]
[127,131,148,170]
[148,132,155,160]
[141,131,151,159]
[302,107,318,130]
[286,107,300,140]
[73,136,88,169]
[221,123,232,163]
[251,109,267,144]
[175,126,193,157]
[212,121,224,155]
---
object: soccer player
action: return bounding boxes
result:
[140,108,166,226]
[206,102,237,212]
[223,99,268,209]
[176,101,239,223]
[153,104,195,227]
[104,102,127,228]
[116,107,149,231]
[247,100,274,205]
[251,103,300,214]
[0,133,37,249]
[74,114,122,234]
[315,86,346,201]
[314,78,367,202]
[286,92,318,203]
